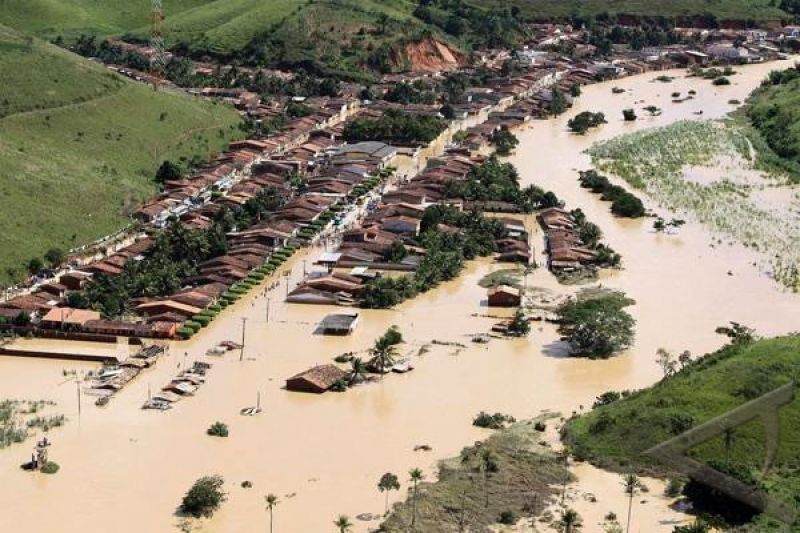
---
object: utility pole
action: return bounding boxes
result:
[76,379,81,420]
[239,317,247,361]
[265,298,270,322]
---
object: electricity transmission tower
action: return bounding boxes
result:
[150,0,167,90]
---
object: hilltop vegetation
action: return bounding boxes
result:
[0,25,242,285]
[470,0,790,22]
[746,65,800,176]
[563,335,800,530]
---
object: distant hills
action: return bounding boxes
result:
[0,25,242,284]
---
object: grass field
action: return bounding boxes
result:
[563,335,800,529]
[0,25,243,285]
[0,0,210,39]
[470,0,789,21]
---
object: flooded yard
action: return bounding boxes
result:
[1,60,799,532]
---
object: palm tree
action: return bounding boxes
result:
[333,515,352,533]
[557,508,583,532]
[369,338,398,374]
[622,473,644,533]
[378,472,400,515]
[479,448,498,508]
[557,448,570,504]
[409,467,424,528]
[264,494,279,533]
[348,357,367,385]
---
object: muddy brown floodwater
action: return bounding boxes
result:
[2,60,799,533]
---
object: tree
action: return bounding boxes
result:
[655,348,677,379]
[155,160,182,184]
[715,321,756,345]
[622,473,644,533]
[622,108,637,121]
[378,472,400,515]
[409,468,424,527]
[507,308,530,337]
[570,82,582,97]
[369,338,398,374]
[557,508,583,532]
[334,515,353,533]
[45,248,66,268]
[490,129,520,155]
[549,87,569,116]
[206,421,229,437]
[180,475,226,518]
[27,257,44,276]
[557,293,636,358]
[348,357,368,385]
[678,350,692,369]
[265,494,279,533]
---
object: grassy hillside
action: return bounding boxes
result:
[0,25,243,284]
[746,69,800,177]
[471,0,789,21]
[563,335,800,529]
[0,0,210,39]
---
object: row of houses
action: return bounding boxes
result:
[539,207,599,272]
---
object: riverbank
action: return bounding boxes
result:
[1,60,800,532]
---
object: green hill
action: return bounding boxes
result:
[470,0,789,22]
[0,0,210,40]
[563,335,800,530]
[0,25,243,284]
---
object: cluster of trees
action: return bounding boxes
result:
[361,207,504,308]
[443,155,562,213]
[568,111,607,134]
[74,189,282,317]
[587,24,681,56]
[577,170,646,218]
[180,475,226,518]
[570,209,622,267]
[343,109,447,145]
[412,1,526,49]
[556,291,636,358]
[22,248,67,278]
[384,80,437,105]
[70,35,149,71]
[547,87,571,116]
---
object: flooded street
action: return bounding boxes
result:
[2,60,799,532]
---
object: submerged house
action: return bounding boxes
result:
[286,364,348,393]
[318,313,360,335]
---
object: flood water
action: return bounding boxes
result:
[1,60,799,533]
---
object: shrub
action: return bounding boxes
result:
[180,475,226,518]
[499,510,517,524]
[207,422,229,437]
[184,321,202,332]
[177,327,194,339]
[665,478,683,498]
[568,111,607,134]
[622,108,637,121]
[40,461,60,474]
[193,315,211,327]
[712,77,731,86]
[473,411,516,429]
[534,421,546,432]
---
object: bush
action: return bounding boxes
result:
[40,461,60,474]
[180,475,226,518]
[193,315,211,327]
[473,411,516,430]
[622,108,637,121]
[499,510,517,525]
[568,111,607,134]
[207,422,229,437]
[184,321,202,332]
[533,421,546,432]
[177,327,194,339]
[712,77,731,86]
[665,478,683,498]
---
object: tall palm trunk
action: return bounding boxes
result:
[411,480,418,528]
[626,492,633,533]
